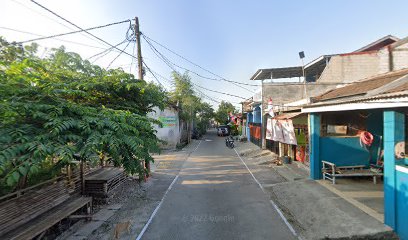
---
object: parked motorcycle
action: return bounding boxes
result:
[225,135,234,148]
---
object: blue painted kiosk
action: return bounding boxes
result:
[302,68,408,239]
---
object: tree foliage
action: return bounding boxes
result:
[215,101,236,125]
[169,71,214,136]
[0,37,166,188]
[196,102,214,134]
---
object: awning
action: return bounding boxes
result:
[273,112,304,120]
[250,66,303,80]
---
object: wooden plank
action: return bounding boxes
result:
[0,193,70,236]
[85,167,124,181]
[0,181,70,236]
[84,167,126,199]
[3,197,92,240]
[0,176,65,203]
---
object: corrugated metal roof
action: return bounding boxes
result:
[314,68,408,101]
[353,35,399,52]
[304,90,408,109]
[250,67,303,80]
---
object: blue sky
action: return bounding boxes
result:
[1,0,408,108]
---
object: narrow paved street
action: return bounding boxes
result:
[139,130,296,240]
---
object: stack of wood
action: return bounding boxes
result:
[84,167,127,201]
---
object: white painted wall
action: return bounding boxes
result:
[149,107,181,149]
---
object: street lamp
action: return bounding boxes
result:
[299,51,308,102]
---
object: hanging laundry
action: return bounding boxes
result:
[266,118,273,140]
[272,119,284,142]
[281,119,297,145]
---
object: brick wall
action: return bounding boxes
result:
[318,52,380,83]
[392,42,408,71]
[262,83,334,109]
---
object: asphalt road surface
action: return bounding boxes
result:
[140,130,296,240]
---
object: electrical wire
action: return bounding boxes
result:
[0,26,107,49]
[146,68,175,86]
[9,0,97,44]
[143,36,248,100]
[147,67,241,104]
[142,61,163,87]
[139,62,220,104]
[142,35,257,94]
[106,40,132,69]
[27,0,249,99]
[87,38,128,61]
[194,87,221,104]
[30,0,136,60]
[17,19,130,44]
[192,83,245,99]
[141,33,260,91]
[129,40,136,75]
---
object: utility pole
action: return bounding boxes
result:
[135,17,143,80]
[134,17,149,177]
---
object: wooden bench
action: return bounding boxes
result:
[322,160,383,185]
[0,177,92,240]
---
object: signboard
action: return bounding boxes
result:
[158,116,177,128]
[327,125,347,135]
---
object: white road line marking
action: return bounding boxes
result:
[233,148,300,239]
[136,140,202,240]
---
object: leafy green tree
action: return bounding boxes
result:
[0,38,166,189]
[170,71,200,142]
[215,101,236,125]
[196,102,214,135]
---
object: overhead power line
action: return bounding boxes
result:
[17,19,131,44]
[30,0,136,61]
[141,33,260,91]
[146,68,174,86]
[142,34,257,94]
[142,36,248,100]
[142,61,163,87]
[0,26,107,49]
[146,66,243,102]
[87,38,128,61]
[107,40,132,69]
[129,39,137,75]
[9,0,94,40]
[196,90,221,104]
[192,83,245,99]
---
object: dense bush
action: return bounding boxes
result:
[0,38,166,190]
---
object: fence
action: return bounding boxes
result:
[266,139,279,154]
[249,122,262,148]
